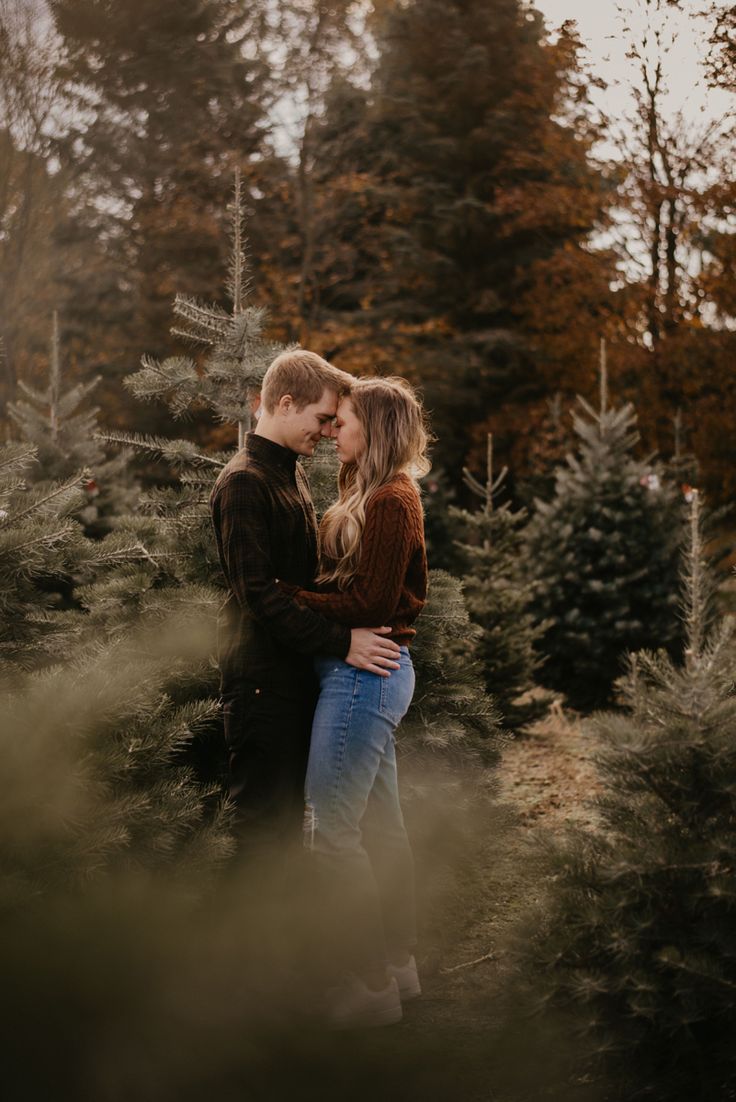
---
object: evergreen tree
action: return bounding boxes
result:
[420,466,464,574]
[402,569,503,775]
[8,312,137,535]
[524,385,686,711]
[515,392,574,507]
[91,174,282,639]
[522,491,736,1101]
[0,608,234,910]
[451,434,549,728]
[0,441,146,683]
[306,0,611,479]
[120,171,282,448]
[48,0,273,436]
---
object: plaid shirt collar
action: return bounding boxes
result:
[245,431,299,472]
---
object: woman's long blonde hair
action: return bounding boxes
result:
[318,376,431,590]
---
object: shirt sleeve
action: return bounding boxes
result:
[216,471,351,658]
[286,490,416,626]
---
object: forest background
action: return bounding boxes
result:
[2,0,735,505]
[3,3,736,1099]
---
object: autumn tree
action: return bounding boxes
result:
[256,0,368,350]
[297,0,614,484]
[0,0,92,419]
[47,0,274,436]
[599,0,736,499]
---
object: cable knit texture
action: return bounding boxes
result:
[287,473,428,645]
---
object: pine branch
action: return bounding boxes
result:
[171,295,230,344]
[96,432,224,470]
[1,473,87,528]
[0,523,77,558]
[227,166,252,314]
[0,443,37,474]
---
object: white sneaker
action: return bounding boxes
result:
[388,955,421,1000]
[325,974,403,1030]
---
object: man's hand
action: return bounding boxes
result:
[346,627,401,676]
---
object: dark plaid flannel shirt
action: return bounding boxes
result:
[210,432,351,699]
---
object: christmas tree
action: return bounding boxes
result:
[521,491,736,1101]
[8,312,138,536]
[0,441,149,682]
[420,466,464,574]
[451,434,549,728]
[524,368,686,711]
[119,169,283,448]
[402,569,503,773]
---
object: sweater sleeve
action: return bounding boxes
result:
[285,487,417,626]
[216,471,351,658]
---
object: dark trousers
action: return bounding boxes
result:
[222,681,316,855]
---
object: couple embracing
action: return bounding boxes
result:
[210,350,429,1030]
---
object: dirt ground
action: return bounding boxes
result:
[392,705,604,1101]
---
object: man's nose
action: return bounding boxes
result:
[322,421,337,438]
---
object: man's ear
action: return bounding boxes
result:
[276,393,293,415]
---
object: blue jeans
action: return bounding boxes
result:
[305,648,417,972]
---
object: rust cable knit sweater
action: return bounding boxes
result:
[284,472,428,646]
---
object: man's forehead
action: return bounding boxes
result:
[312,388,339,415]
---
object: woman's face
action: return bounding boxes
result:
[333,396,366,464]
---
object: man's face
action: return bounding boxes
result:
[280,388,339,456]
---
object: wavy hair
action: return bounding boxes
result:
[318,376,431,590]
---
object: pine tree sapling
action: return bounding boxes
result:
[522,491,736,1101]
[0,441,154,682]
[8,312,138,536]
[525,397,686,711]
[402,569,503,774]
[123,170,283,446]
[452,434,549,728]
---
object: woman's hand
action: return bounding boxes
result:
[346,627,401,676]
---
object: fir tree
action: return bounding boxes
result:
[420,466,464,574]
[8,312,137,535]
[523,491,736,1101]
[524,379,686,711]
[92,173,279,629]
[0,607,234,910]
[451,434,549,728]
[121,170,283,448]
[0,441,146,682]
[516,392,574,507]
[402,569,503,774]
[49,0,272,436]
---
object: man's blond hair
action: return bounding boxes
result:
[261,350,353,414]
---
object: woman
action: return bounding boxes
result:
[278,375,429,1029]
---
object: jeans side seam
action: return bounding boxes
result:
[327,669,360,816]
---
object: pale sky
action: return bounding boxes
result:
[533,0,734,126]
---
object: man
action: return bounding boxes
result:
[210,350,401,852]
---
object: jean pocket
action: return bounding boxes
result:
[379,664,415,726]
